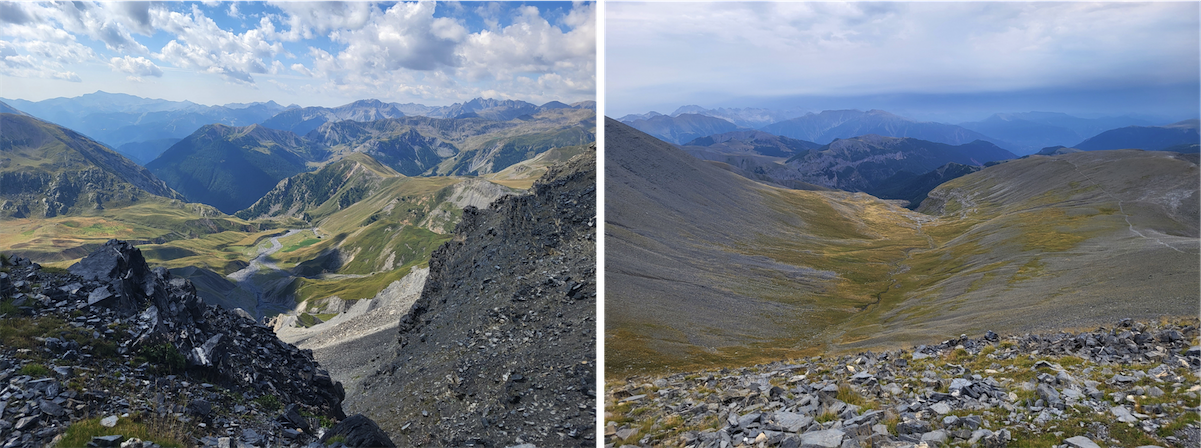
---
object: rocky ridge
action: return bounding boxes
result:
[0,241,394,447]
[354,149,597,446]
[606,320,1200,448]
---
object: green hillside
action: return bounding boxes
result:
[236,152,398,221]
[147,124,329,214]
[1,113,180,218]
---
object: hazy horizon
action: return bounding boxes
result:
[608,2,1200,124]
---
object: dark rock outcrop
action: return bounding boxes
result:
[319,414,396,447]
[68,240,346,417]
[0,242,390,447]
[355,149,597,446]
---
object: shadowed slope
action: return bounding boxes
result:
[147,124,329,214]
[1075,119,1200,152]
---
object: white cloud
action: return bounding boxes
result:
[109,55,163,78]
[0,3,36,25]
[459,4,595,82]
[151,4,284,84]
[1,1,597,105]
[38,2,151,53]
[474,3,504,31]
[269,1,373,41]
[290,63,313,77]
[0,39,79,81]
[331,2,465,75]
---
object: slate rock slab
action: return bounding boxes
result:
[320,414,397,448]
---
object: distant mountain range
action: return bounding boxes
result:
[260,99,407,136]
[2,92,594,167]
[2,91,287,156]
[620,106,1197,156]
[680,130,1015,205]
[142,108,593,214]
[619,113,742,144]
[1074,119,1200,153]
[761,109,1009,148]
[959,112,1157,154]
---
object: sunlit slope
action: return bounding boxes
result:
[0,113,180,218]
[249,155,520,311]
[605,118,929,373]
[236,152,399,221]
[837,149,1200,349]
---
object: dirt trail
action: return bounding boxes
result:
[226,229,303,319]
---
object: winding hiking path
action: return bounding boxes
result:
[226,229,303,319]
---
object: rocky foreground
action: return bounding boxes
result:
[0,242,393,447]
[606,320,1200,448]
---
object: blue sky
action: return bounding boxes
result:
[1,1,595,107]
[607,2,1200,122]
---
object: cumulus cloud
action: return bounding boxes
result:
[37,1,151,53]
[330,2,466,74]
[290,63,313,77]
[151,4,284,84]
[459,3,595,82]
[1,1,596,105]
[269,1,373,41]
[109,55,163,80]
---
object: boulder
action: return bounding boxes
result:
[767,412,813,433]
[1036,383,1064,410]
[798,429,844,448]
[922,429,948,445]
[320,414,396,447]
[1064,435,1102,448]
[278,403,312,433]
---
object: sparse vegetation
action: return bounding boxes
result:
[137,342,186,374]
[59,414,187,448]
